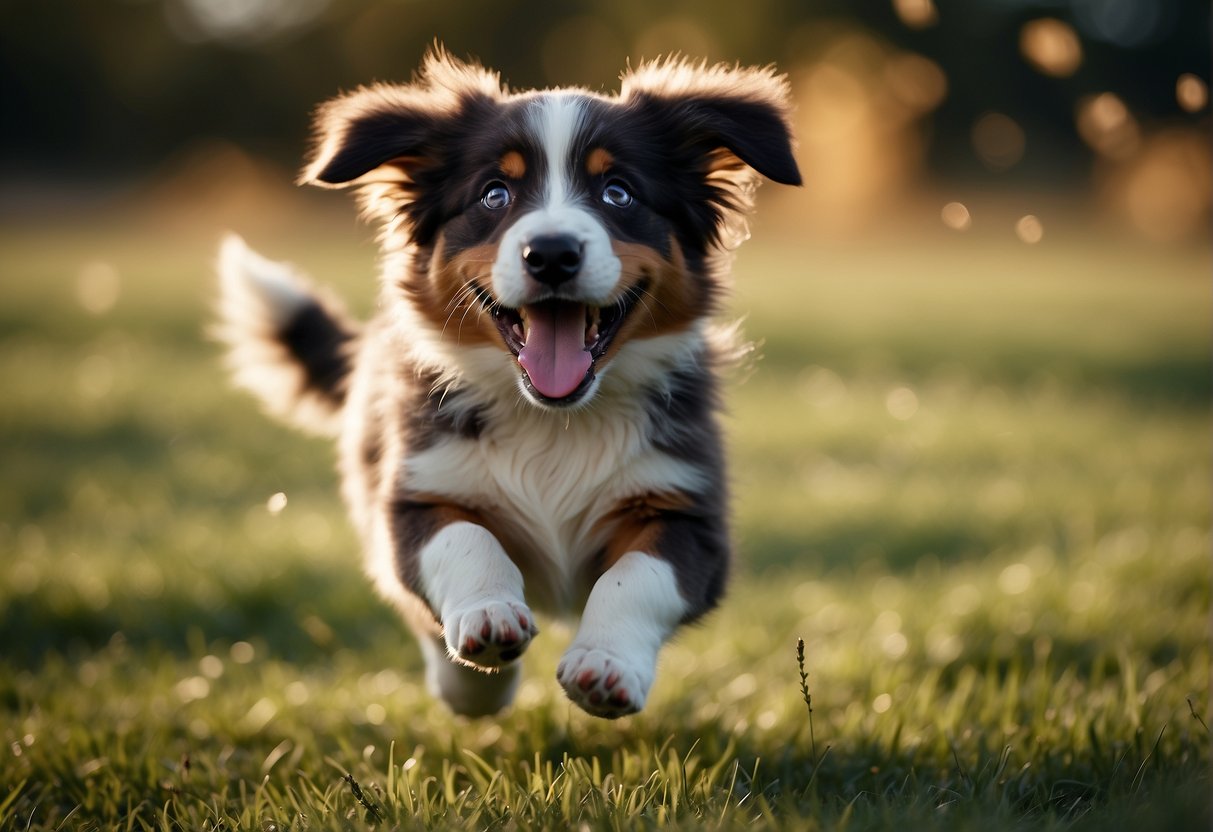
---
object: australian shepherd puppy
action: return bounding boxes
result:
[216,49,800,718]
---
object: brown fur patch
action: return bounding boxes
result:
[403,241,508,349]
[600,238,704,365]
[499,150,526,180]
[395,497,487,552]
[595,491,695,571]
[586,147,614,177]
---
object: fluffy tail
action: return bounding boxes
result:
[214,234,359,436]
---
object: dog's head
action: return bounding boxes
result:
[303,49,800,409]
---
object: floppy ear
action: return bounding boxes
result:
[299,49,504,234]
[620,58,802,188]
[302,90,442,189]
[618,58,801,248]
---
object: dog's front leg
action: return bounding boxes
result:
[557,550,692,719]
[558,501,728,718]
[389,504,538,716]
[415,519,539,668]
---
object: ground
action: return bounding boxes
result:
[1,212,1208,830]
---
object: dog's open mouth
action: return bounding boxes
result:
[478,285,644,405]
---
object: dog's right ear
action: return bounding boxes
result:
[301,88,444,188]
[299,49,503,238]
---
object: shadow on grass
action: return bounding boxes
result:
[740,518,1012,575]
[0,566,408,671]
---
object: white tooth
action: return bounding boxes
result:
[512,323,524,342]
[585,323,599,346]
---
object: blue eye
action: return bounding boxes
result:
[481,183,512,210]
[602,180,633,208]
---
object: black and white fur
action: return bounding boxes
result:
[216,49,800,718]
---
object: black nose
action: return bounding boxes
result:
[521,234,582,286]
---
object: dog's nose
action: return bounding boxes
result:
[521,235,582,286]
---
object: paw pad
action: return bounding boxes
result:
[444,599,538,669]
[556,646,652,719]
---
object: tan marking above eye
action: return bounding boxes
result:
[499,151,526,179]
[586,147,614,177]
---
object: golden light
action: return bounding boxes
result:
[1019,18,1083,78]
[773,30,948,236]
[892,0,938,29]
[972,112,1026,171]
[883,52,948,114]
[1176,74,1209,113]
[941,201,971,231]
[784,54,921,234]
[1111,129,1212,242]
[1076,93,1140,160]
[634,17,716,61]
[886,386,919,420]
[76,261,120,315]
[1015,215,1044,244]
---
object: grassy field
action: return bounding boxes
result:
[1,216,1209,830]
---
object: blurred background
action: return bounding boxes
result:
[1,0,1210,242]
[0,0,1209,684]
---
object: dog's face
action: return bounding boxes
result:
[303,52,800,408]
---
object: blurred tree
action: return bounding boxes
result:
[0,0,1207,195]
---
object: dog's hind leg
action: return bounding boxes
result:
[417,633,522,717]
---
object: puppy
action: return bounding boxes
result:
[216,49,800,718]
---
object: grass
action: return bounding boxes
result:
[0,213,1209,830]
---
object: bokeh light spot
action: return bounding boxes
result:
[76,262,120,315]
[1176,74,1208,113]
[1113,129,1212,242]
[1076,93,1140,160]
[166,0,329,45]
[972,112,1026,171]
[285,681,310,706]
[1073,0,1164,48]
[1015,215,1044,244]
[882,631,909,659]
[883,52,948,114]
[941,201,971,231]
[199,655,225,679]
[998,563,1033,595]
[892,0,938,29]
[1019,18,1083,78]
[872,693,893,713]
[886,386,919,420]
[175,675,211,703]
[266,492,288,515]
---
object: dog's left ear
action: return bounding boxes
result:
[620,58,802,188]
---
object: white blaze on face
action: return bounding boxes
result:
[539,93,582,208]
[489,94,621,309]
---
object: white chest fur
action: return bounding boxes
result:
[402,396,704,613]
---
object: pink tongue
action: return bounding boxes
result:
[517,301,591,399]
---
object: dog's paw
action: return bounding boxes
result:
[443,598,538,669]
[556,645,653,719]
